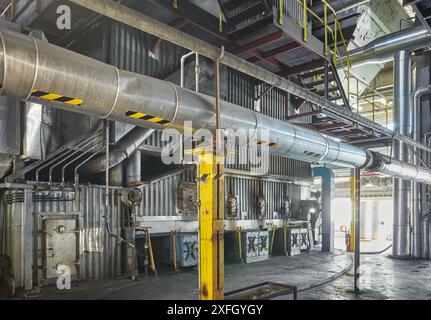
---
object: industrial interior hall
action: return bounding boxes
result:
[0,0,430,301]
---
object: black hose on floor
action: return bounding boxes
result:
[361,244,392,255]
[297,255,353,293]
[297,244,392,294]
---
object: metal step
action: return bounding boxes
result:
[313,86,339,96]
[328,95,342,101]
[300,67,328,80]
[304,75,335,88]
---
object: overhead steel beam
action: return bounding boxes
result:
[262,41,302,59]
[66,0,431,154]
[146,0,229,44]
[232,31,283,55]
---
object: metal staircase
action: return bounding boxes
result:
[299,59,351,110]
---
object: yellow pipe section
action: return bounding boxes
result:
[270,224,277,254]
[146,227,157,276]
[219,11,223,33]
[279,0,284,26]
[303,0,308,42]
[237,227,243,262]
[324,4,328,57]
[171,230,178,272]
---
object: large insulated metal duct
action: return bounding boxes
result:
[80,127,154,173]
[344,26,431,67]
[67,0,431,154]
[392,51,412,259]
[412,86,431,258]
[0,28,431,184]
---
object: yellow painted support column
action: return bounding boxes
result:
[198,152,224,300]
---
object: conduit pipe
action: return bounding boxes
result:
[1,28,431,184]
[412,86,431,258]
[180,51,200,92]
[66,0,431,154]
[392,51,412,259]
[343,26,431,68]
[126,150,141,185]
[421,214,430,259]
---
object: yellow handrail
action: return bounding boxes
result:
[288,0,352,108]
[348,72,391,125]
[303,0,308,42]
[279,0,284,25]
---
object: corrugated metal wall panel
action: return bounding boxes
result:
[138,168,195,217]
[108,20,188,79]
[137,168,305,219]
[32,185,123,281]
[227,69,291,121]
[225,175,303,220]
[226,148,311,179]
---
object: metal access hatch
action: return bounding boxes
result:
[40,213,80,280]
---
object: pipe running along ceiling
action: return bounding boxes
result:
[343,26,431,67]
[0,28,430,184]
[66,0,431,155]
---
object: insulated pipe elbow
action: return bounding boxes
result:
[80,127,154,174]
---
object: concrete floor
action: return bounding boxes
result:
[22,247,431,300]
[301,252,431,300]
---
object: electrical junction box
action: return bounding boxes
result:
[287,228,311,256]
[177,183,197,215]
[174,234,198,267]
[288,228,301,256]
[258,231,269,258]
[299,228,311,253]
[242,231,269,263]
